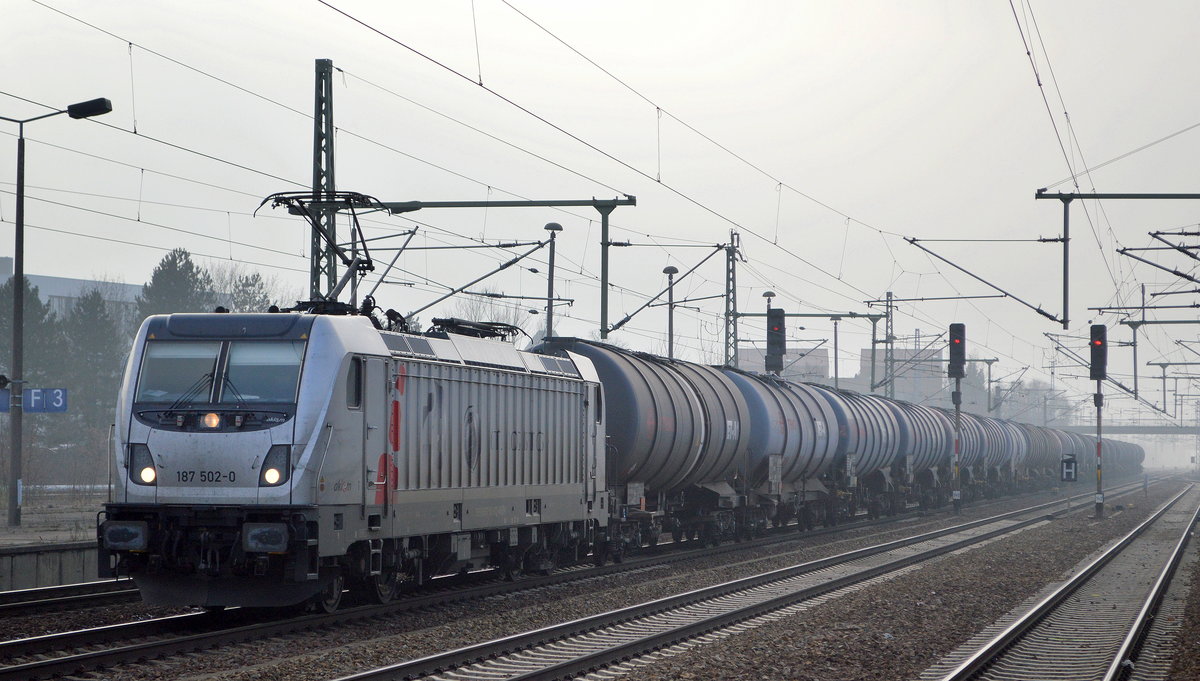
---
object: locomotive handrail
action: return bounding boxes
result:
[311,423,334,499]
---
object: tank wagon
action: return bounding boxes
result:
[99,315,1144,610]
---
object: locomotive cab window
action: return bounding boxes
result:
[346,357,363,409]
[135,341,221,403]
[218,341,305,404]
[136,339,305,406]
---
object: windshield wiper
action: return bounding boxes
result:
[165,373,214,414]
[220,374,249,407]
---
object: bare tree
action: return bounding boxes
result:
[449,288,537,343]
[207,261,303,311]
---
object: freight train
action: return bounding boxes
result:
[98,312,1143,611]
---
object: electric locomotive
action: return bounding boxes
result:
[99,313,607,610]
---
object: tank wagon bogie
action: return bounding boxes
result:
[99,315,1145,610]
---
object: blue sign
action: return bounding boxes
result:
[25,388,68,413]
[0,388,68,413]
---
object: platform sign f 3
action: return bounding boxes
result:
[0,388,69,413]
[26,388,68,413]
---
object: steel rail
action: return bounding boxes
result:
[937,485,1194,681]
[1102,494,1200,681]
[0,476,1154,681]
[504,516,1060,681]
[333,497,1108,681]
[0,510,925,679]
[0,579,137,616]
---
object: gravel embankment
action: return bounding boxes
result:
[62,482,1161,681]
[1167,523,1200,680]
[631,484,1191,681]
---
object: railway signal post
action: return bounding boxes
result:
[766,305,785,374]
[1091,324,1107,519]
[949,323,966,513]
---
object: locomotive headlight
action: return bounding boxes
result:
[102,521,149,550]
[259,445,291,487]
[202,412,221,429]
[128,444,156,486]
[243,523,289,553]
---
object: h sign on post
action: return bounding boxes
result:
[1061,456,1077,482]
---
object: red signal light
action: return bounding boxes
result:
[948,323,966,378]
[1090,324,1107,380]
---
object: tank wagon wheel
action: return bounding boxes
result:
[311,569,345,613]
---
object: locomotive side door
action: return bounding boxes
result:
[362,356,389,527]
[319,356,366,508]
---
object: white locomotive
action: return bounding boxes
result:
[100,313,606,610]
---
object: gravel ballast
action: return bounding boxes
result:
[17,480,1172,681]
[629,483,1192,681]
[1167,511,1200,681]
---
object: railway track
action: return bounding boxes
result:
[0,478,1153,680]
[321,483,1160,681]
[0,525,875,680]
[0,578,137,617]
[925,485,1199,681]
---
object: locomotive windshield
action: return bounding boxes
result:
[135,341,221,403]
[219,341,305,403]
[135,340,305,404]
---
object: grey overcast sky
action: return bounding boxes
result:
[3,1,1200,424]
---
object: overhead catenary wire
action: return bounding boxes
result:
[316,1,882,308]
[6,3,1178,410]
[19,0,1021,366]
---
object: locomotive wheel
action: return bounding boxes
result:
[671,528,684,545]
[365,571,398,604]
[312,570,345,613]
[499,550,520,581]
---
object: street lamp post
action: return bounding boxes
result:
[1,97,112,526]
[543,222,562,339]
[663,266,678,358]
